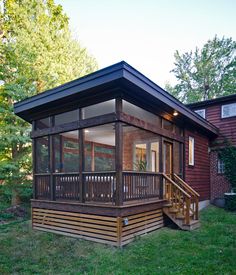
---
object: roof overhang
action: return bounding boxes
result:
[14,61,218,137]
[187,94,236,109]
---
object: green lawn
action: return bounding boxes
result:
[0,206,236,275]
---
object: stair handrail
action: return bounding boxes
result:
[162,174,191,199]
[163,173,191,225]
[173,174,200,197]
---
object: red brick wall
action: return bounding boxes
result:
[184,129,210,201]
[210,151,230,200]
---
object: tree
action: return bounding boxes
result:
[0,0,98,205]
[166,36,236,103]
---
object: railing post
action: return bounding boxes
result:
[185,197,190,225]
[195,197,199,220]
[160,174,164,199]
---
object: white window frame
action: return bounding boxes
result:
[217,157,225,174]
[189,136,195,166]
[221,103,236,118]
[194,109,206,119]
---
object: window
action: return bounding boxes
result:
[195,109,205,119]
[54,109,79,126]
[222,103,236,118]
[35,137,49,173]
[217,157,225,174]
[84,124,115,171]
[53,131,79,173]
[123,100,161,127]
[189,136,194,166]
[162,119,173,131]
[83,100,115,119]
[122,124,160,172]
[35,117,50,130]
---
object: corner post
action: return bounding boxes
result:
[115,98,123,206]
[79,108,85,203]
[32,121,36,199]
[159,137,164,199]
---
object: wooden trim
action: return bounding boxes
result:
[119,112,184,143]
[79,109,84,203]
[31,198,167,217]
[31,113,118,138]
[31,206,164,246]
[32,125,36,199]
[49,135,55,201]
[115,121,123,206]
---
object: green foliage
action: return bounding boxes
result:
[0,183,32,203]
[220,145,236,190]
[134,159,147,171]
[167,36,236,103]
[0,0,98,195]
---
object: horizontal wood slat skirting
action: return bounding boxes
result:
[32,207,163,246]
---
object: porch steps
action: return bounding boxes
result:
[163,207,200,231]
[162,173,200,231]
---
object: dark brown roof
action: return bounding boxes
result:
[187,94,236,109]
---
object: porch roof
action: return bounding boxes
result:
[14,61,218,137]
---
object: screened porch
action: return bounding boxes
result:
[33,98,184,206]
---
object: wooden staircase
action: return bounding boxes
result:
[163,173,200,231]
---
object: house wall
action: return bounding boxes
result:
[184,129,210,201]
[210,151,230,200]
[206,105,236,145]
[191,103,236,200]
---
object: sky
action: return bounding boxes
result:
[55,0,236,87]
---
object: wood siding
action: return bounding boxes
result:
[184,130,210,200]
[32,205,163,246]
[206,105,236,146]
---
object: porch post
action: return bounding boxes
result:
[79,108,85,203]
[32,121,36,199]
[159,136,164,199]
[115,98,123,206]
[49,135,55,200]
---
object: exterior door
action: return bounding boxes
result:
[163,141,173,176]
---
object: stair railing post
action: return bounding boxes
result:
[195,197,199,220]
[185,197,190,225]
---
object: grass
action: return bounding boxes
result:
[0,206,236,275]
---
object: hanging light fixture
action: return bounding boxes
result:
[173,110,178,116]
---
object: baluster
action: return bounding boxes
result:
[185,197,190,225]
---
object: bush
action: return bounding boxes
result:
[0,184,32,204]
[17,184,33,203]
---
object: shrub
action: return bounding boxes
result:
[220,145,236,192]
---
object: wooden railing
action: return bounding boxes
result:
[83,172,116,203]
[35,174,50,199]
[173,174,200,220]
[163,174,192,225]
[54,173,80,200]
[123,172,161,202]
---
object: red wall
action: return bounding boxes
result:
[184,129,210,201]
[206,105,236,146]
